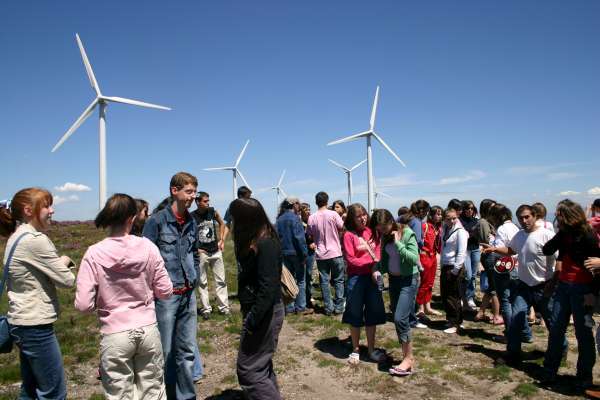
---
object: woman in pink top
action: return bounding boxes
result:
[341,204,387,365]
[75,194,173,400]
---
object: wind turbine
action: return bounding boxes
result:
[327,86,406,214]
[52,34,171,210]
[271,170,287,215]
[328,158,367,205]
[204,140,251,200]
[374,186,393,209]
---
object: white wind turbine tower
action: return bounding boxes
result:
[271,170,287,215]
[327,86,406,214]
[52,34,171,210]
[328,159,366,205]
[204,140,251,200]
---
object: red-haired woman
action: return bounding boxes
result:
[0,188,75,400]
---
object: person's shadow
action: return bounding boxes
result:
[314,336,394,371]
[205,389,245,399]
[462,343,580,396]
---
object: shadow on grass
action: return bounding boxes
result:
[462,343,580,396]
[314,336,395,372]
[205,388,245,400]
[459,327,500,342]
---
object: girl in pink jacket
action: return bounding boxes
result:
[75,194,173,400]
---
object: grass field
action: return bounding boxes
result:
[1,222,598,399]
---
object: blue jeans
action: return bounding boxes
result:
[316,257,346,314]
[192,342,204,381]
[155,290,198,400]
[10,324,67,400]
[305,253,315,305]
[464,248,481,301]
[544,281,596,381]
[493,271,531,339]
[342,274,386,327]
[283,254,307,313]
[389,274,419,343]
[507,280,567,358]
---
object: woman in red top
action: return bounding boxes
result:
[416,206,443,317]
[341,204,387,365]
[542,199,600,388]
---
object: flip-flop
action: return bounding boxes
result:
[389,365,413,376]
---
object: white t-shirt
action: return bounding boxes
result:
[508,227,556,286]
[535,219,555,233]
[493,221,519,248]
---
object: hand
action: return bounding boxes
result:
[60,255,75,268]
[372,270,382,285]
[218,240,225,251]
[309,243,316,251]
[394,230,402,242]
[481,243,494,254]
[584,257,600,271]
[584,293,596,307]
[198,249,207,255]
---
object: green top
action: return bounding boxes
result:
[377,226,420,277]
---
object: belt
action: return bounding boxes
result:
[172,285,192,295]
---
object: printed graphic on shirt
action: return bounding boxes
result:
[197,220,216,245]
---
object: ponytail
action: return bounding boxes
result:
[0,206,16,237]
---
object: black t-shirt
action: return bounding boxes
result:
[191,208,219,253]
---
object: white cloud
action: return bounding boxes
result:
[588,187,600,196]
[54,194,80,205]
[558,190,580,196]
[438,170,486,185]
[546,172,579,181]
[54,182,92,192]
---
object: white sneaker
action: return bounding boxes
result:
[467,299,478,310]
[443,326,457,334]
[415,322,428,329]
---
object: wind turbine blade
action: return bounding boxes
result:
[203,167,233,171]
[51,99,98,152]
[350,159,367,171]
[75,34,101,96]
[379,191,393,199]
[369,86,379,131]
[328,159,349,171]
[280,188,287,198]
[327,130,371,146]
[372,132,407,167]
[102,96,171,111]
[237,169,250,189]
[277,170,286,187]
[235,140,250,168]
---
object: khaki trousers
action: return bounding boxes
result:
[198,251,230,313]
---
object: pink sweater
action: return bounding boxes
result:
[342,227,381,276]
[75,235,173,334]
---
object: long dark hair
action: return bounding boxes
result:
[479,199,496,220]
[555,199,591,234]
[427,205,443,228]
[229,198,279,259]
[489,203,513,228]
[369,208,397,247]
[344,203,368,233]
[95,194,137,229]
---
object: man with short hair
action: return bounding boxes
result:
[482,204,565,364]
[192,191,230,320]
[276,196,310,315]
[143,172,200,400]
[307,191,345,315]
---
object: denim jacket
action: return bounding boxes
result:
[143,206,199,287]
[275,210,308,258]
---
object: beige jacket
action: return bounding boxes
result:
[3,223,75,326]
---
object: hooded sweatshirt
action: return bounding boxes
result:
[75,235,173,334]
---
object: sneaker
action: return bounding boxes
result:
[415,322,428,329]
[467,299,478,310]
[347,352,360,365]
[443,326,457,334]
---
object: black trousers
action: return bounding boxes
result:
[237,301,284,400]
[441,265,465,327]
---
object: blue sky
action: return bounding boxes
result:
[1,1,599,220]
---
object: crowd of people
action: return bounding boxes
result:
[1,173,600,399]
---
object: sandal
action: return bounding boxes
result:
[347,352,360,365]
[389,365,413,376]
[369,349,387,363]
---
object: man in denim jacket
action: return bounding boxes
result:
[276,196,309,314]
[143,172,200,400]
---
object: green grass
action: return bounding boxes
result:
[461,365,512,382]
[513,383,538,398]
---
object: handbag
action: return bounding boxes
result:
[494,255,518,274]
[1,232,31,353]
[280,264,299,305]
